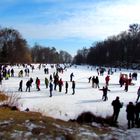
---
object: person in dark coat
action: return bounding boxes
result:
[135,102,140,127]
[72,81,75,95]
[100,85,110,101]
[26,80,31,92]
[65,81,68,94]
[88,76,92,83]
[119,74,124,87]
[136,86,140,103]
[126,102,135,129]
[44,68,47,74]
[124,79,129,92]
[70,73,74,82]
[29,77,33,86]
[95,76,99,88]
[54,74,59,90]
[92,76,96,88]
[0,72,3,85]
[58,78,63,92]
[111,96,123,123]
[45,77,49,88]
[11,68,14,77]
[18,80,23,92]
[49,82,53,97]
[49,74,53,82]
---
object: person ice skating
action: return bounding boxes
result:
[37,78,40,91]
[26,80,31,92]
[44,68,47,74]
[29,77,33,86]
[119,74,124,87]
[54,74,59,90]
[65,81,68,94]
[92,76,96,88]
[11,68,14,77]
[45,77,49,88]
[135,102,140,127]
[124,79,129,92]
[35,77,40,91]
[49,74,53,82]
[58,78,63,92]
[100,85,110,101]
[126,102,135,129]
[0,72,3,85]
[111,96,123,123]
[105,75,110,86]
[88,76,92,83]
[95,76,99,88]
[70,73,74,82]
[18,80,23,92]
[49,82,53,97]
[136,86,140,103]
[72,81,75,95]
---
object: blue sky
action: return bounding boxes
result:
[0,0,140,56]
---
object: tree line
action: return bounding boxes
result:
[0,27,72,64]
[73,24,140,68]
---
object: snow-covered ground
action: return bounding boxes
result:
[0,64,140,139]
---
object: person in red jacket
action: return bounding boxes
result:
[58,78,63,92]
[36,77,40,91]
[105,75,110,86]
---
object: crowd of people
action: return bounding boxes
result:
[0,64,76,98]
[0,64,140,129]
[88,67,140,128]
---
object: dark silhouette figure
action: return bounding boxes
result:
[95,76,99,88]
[124,79,129,92]
[44,68,47,74]
[11,68,14,77]
[54,74,59,90]
[111,96,123,123]
[126,102,135,129]
[0,73,3,85]
[92,76,96,88]
[58,78,63,92]
[65,81,68,94]
[136,87,140,103]
[72,81,75,95]
[70,73,74,82]
[45,77,49,88]
[88,76,92,83]
[100,86,110,101]
[18,80,23,92]
[49,82,53,97]
[26,80,32,92]
[135,102,140,127]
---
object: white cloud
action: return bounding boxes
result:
[3,0,140,41]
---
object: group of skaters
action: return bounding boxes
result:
[119,72,138,92]
[1,64,140,129]
[0,66,15,84]
[88,74,111,101]
[18,70,76,97]
[0,64,75,97]
[88,67,139,102]
[46,72,75,97]
[87,67,140,129]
